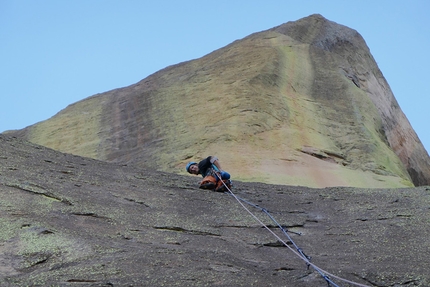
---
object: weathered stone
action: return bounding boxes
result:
[1,134,430,286]
[5,14,430,187]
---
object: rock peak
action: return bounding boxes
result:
[5,15,430,187]
[272,13,365,52]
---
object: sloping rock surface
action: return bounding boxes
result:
[6,14,430,187]
[1,135,429,286]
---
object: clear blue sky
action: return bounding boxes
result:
[1,1,429,153]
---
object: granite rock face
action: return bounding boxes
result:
[7,14,430,187]
[271,14,430,186]
[1,134,429,286]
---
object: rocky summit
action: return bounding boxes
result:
[6,14,430,188]
[1,134,430,286]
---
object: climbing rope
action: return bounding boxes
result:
[213,171,371,287]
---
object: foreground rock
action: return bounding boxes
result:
[1,135,429,286]
[7,14,430,188]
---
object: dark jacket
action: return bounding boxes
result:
[197,156,215,178]
[198,156,230,180]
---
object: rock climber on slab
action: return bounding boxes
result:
[186,156,231,192]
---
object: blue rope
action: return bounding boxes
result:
[225,192,341,287]
[212,170,343,287]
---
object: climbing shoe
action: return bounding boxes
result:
[215,179,231,192]
[200,182,216,189]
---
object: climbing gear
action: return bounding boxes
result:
[212,172,371,287]
[186,161,197,173]
[200,173,231,191]
[196,164,232,191]
[215,179,231,192]
[199,175,217,189]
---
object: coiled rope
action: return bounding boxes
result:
[214,171,371,287]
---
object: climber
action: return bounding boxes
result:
[186,156,232,192]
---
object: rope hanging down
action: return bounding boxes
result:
[213,171,371,287]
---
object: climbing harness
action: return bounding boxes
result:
[213,171,371,287]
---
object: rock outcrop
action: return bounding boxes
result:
[1,134,430,286]
[6,14,430,187]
